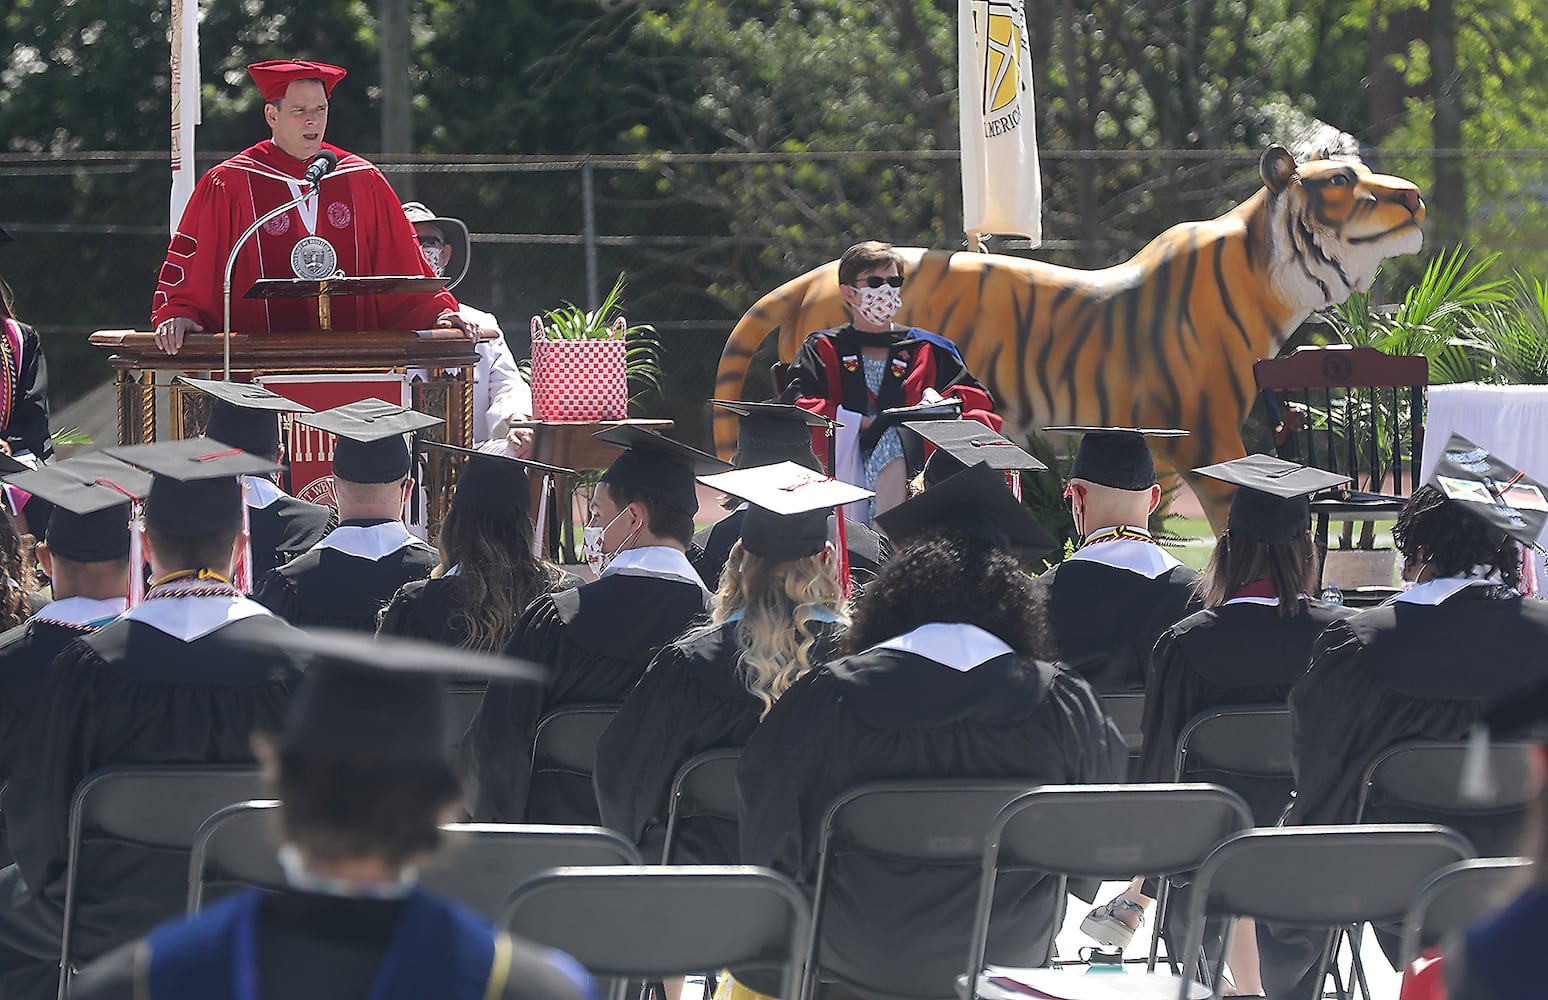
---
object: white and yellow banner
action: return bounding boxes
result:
[958,0,1041,243]
[170,0,201,234]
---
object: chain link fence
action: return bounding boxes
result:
[4,147,1546,449]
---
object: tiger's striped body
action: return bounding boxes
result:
[713,147,1425,529]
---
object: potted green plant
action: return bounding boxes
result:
[530,273,661,422]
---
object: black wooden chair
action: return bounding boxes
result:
[1254,345,1428,589]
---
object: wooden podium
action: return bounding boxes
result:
[88,329,482,527]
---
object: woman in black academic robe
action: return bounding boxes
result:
[593,531,847,864]
[737,469,1126,1000]
[378,451,578,651]
[0,271,52,463]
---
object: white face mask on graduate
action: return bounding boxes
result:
[582,506,640,576]
[854,283,902,328]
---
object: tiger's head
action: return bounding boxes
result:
[1259,144,1425,312]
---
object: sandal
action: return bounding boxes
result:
[1079,896,1145,950]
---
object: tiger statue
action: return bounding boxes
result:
[712,144,1425,530]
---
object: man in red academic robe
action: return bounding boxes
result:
[151,59,479,353]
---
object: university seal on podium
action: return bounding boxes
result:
[290,235,338,280]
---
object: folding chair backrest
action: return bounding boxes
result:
[62,766,265,995]
[187,799,284,912]
[1400,856,1532,965]
[502,866,810,1000]
[992,784,1251,879]
[812,779,1035,1000]
[424,823,642,919]
[188,811,642,920]
[1099,693,1146,757]
[1176,824,1473,995]
[661,748,742,864]
[530,704,618,782]
[1358,740,1537,857]
[443,683,487,751]
[1175,705,1294,826]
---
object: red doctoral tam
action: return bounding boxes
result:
[247,60,348,102]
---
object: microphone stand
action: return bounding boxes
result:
[219,180,319,380]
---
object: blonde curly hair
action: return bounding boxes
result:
[710,541,848,719]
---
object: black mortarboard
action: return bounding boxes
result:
[3,454,150,561]
[105,437,283,537]
[256,629,543,766]
[594,425,731,514]
[711,400,833,473]
[179,377,313,460]
[698,462,872,561]
[420,440,574,518]
[904,420,1047,490]
[299,400,442,485]
[1427,433,1548,547]
[1044,426,1189,491]
[1193,454,1351,544]
[875,461,1057,557]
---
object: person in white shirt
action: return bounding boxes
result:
[401,202,534,457]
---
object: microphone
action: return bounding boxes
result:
[303,149,338,186]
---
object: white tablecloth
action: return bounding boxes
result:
[1421,383,1548,584]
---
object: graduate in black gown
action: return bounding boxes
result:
[1034,427,1203,692]
[738,462,1127,999]
[255,400,439,631]
[180,378,333,581]
[379,443,578,649]
[1080,456,1357,985]
[0,439,310,1000]
[596,463,866,863]
[690,400,888,593]
[1260,434,1548,1000]
[462,425,729,824]
[0,455,143,787]
[73,630,599,1000]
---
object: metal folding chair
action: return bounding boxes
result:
[965,783,1251,993]
[501,865,810,1000]
[1173,824,1474,1000]
[1173,705,1294,827]
[59,765,266,999]
[1356,739,1537,857]
[443,682,487,752]
[187,798,643,919]
[1399,856,1532,965]
[661,748,742,865]
[530,704,618,786]
[1100,692,1146,773]
[805,779,1037,1000]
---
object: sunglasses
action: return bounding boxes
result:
[847,275,905,289]
[417,235,446,249]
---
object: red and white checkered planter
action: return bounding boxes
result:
[530,315,629,422]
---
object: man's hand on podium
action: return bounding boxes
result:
[435,310,495,341]
[154,316,203,355]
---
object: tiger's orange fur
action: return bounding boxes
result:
[713,146,1425,529]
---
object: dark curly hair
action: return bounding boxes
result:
[1392,484,1521,588]
[845,530,1054,658]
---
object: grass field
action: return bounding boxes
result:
[1159,514,1399,578]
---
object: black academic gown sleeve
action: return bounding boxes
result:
[377,577,448,643]
[1037,560,1203,693]
[593,620,842,861]
[4,324,50,461]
